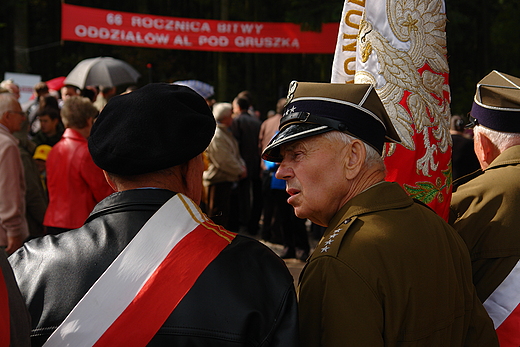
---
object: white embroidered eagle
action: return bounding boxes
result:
[354,0,451,177]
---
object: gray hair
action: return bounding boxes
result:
[0,93,18,120]
[0,79,17,89]
[474,125,520,152]
[212,102,233,122]
[61,96,98,128]
[321,130,386,172]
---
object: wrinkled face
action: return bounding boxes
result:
[39,114,59,135]
[275,134,350,226]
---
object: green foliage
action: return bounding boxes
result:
[3,0,520,117]
[14,0,335,114]
[403,165,451,204]
[446,0,520,114]
[285,0,343,31]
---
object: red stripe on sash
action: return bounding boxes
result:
[496,302,520,347]
[0,267,10,347]
[93,223,235,346]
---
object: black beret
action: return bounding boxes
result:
[88,83,216,175]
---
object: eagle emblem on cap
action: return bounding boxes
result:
[285,81,298,106]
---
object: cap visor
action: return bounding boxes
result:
[262,123,332,162]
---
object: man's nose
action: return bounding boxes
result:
[275,161,293,180]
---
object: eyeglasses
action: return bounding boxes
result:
[8,110,25,117]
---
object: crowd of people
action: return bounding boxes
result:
[0,69,517,345]
[0,78,311,259]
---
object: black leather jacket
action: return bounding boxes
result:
[10,189,299,346]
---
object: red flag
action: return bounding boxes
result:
[331,0,452,220]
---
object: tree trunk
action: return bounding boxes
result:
[13,0,29,73]
[218,0,229,101]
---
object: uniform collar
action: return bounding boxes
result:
[486,145,520,171]
[86,188,176,222]
[327,181,413,228]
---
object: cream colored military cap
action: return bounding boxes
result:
[470,70,520,132]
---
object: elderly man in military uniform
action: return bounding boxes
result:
[450,70,520,346]
[262,81,498,346]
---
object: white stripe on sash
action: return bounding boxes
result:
[43,193,207,347]
[483,259,520,329]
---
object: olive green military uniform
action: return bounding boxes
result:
[298,182,497,347]
[450,145,520,303]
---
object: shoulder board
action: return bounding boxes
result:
[311,216,357,259]
[452,169,483,192]
[412,198,435,212]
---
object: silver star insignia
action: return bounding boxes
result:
[324,239,334,245]
[321,246,330,253]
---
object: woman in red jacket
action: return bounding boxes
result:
[43,96,113,234]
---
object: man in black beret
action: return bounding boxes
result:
[9,83,299,346]
[450,70,520,345]
[262,81,497,346]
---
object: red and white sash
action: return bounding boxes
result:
[43,193,236,347]
[483,259,520,347]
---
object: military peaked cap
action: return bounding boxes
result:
[470,70,520,133]
[262,81,400,162]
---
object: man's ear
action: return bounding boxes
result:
[474,132,499,169]
[103,170,117,191]
[2,111,12,123]
[345,139,366,180]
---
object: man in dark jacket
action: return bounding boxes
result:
[0,251,31,346]
[230,96,263,235]
[9,83,299,346]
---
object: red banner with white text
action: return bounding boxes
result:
[61,4,339,54]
